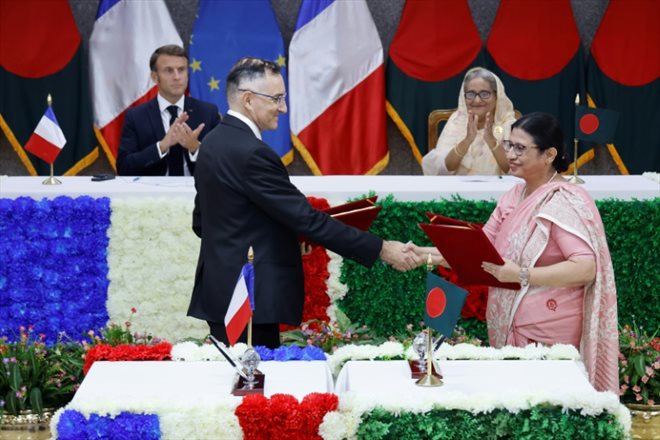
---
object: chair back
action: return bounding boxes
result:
[427,109,522,152]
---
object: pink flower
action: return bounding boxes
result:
[620,384,628,393]
[641,375,649,383]
[647,367,654,375]
[635,393,643,401]
[633,385,641,393]
[648,400,655,405]
[624,375,630,383]
[654,361,660,369]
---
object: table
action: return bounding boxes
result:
[2,174,658,201]
[74,360,334,405]
[335,359,595,401]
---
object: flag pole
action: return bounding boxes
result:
[568,93,585,184]
[42,94,62,186]
[416,253,443,387]
[247,246,254,347]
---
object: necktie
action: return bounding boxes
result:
[166,105,184,176]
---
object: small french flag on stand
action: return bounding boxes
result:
[24,103,67,164]
[224,262,255,346]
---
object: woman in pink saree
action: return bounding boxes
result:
[412,113,618,393]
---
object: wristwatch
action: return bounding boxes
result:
[519,266,530,288]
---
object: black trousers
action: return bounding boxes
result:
[207,321,281,349]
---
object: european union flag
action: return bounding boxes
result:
[189,0,292,162]
[424,272,467,338]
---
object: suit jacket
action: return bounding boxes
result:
[117,96,220,176]
[189,114,382,325]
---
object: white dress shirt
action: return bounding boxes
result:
[155,94,197,176]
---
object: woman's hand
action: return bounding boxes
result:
[403,242,449,268]
[464,111,479,145]
[483,111,497,149]
[481,258,520,283]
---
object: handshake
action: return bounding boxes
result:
[379,240,444,272]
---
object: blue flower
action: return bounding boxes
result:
[301,345,327,361]
[255,345,273,361]
[0,197,110,344]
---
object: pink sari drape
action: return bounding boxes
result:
[484,181,619,393]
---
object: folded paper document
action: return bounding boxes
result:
[420,220,520,290]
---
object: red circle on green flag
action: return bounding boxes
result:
[579,114,600,135]
[426,287,447,318]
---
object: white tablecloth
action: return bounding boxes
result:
[73,360,334,407]
[335,360,597,402]
[1,175,658,201]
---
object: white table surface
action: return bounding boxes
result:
[73,360,334,407]
[1,175,658,201]
[335,360,596,400]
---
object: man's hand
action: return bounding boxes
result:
[159,112,191,153]
[380,240,420,271]
[172,113,205,153]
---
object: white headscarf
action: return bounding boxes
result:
[422,67,516,175]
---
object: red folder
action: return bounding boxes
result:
[425,212,482,229]
[419,222,520,290]
[302,196,382,244]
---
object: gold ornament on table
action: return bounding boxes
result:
[568,93,585,184]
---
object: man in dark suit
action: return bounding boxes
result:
[117,45,220,176]
[189,57,418,348]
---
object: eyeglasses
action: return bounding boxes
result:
[464,90,493,101]
[239,88,287,105]
[502,140,539,156]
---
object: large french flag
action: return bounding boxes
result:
[24,106,67,165]
[89,0,182,170]
[224,263,255,346]
[289,0,388,175]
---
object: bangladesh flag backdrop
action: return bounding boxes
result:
[386,0,483,163]
[0,0,97,176]
[585,0,660,174]
[485,0,584,166]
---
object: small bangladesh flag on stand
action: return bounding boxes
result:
[424,272,468,338]
[575,105,619,144]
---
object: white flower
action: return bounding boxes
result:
[327,342,405,375]
[107,198,209,343]
[319,411,360,440]
[325,250,348,323]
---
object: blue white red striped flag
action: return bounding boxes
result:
[89,0,181,168]
[289,0,389,175]
[224,262,254,346]
[24,105,67,164]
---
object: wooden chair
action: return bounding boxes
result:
[427,108,522,152]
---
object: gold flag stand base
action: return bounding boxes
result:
[568,138,585,185]
[42,164,61,185]
[415,328,443,387]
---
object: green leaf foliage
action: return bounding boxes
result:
[340,197,660,339]
[357,407,624,439]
